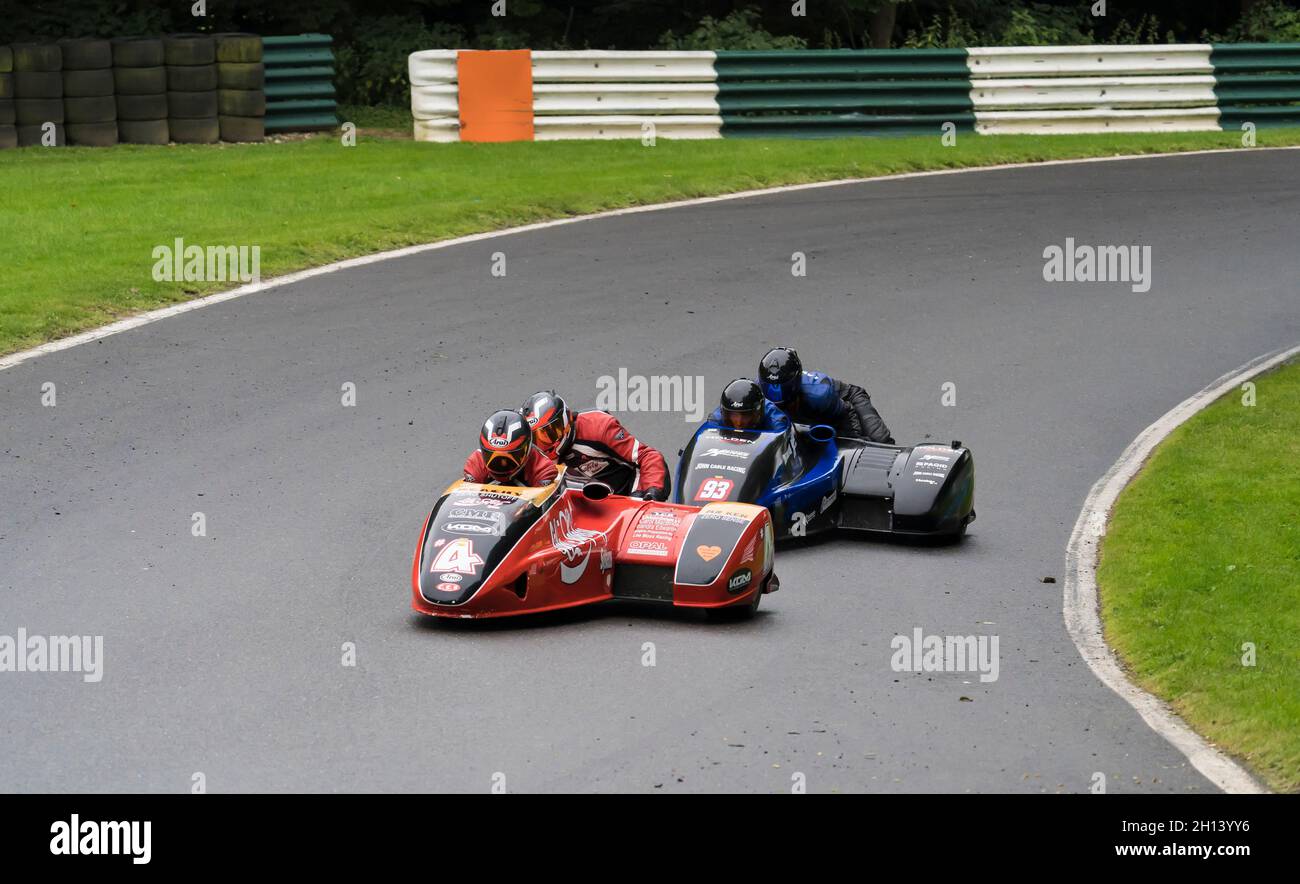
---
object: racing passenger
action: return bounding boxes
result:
[758,347,894,444]
[520,391,670,501]
[706,378,791,433]
[463,409,559,487]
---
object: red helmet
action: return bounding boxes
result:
[520,391,575,458]
[479,409,532,481]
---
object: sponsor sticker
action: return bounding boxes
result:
[704,429,757,445]
[696,544,722,562]
[694,463,747,474]
[576,459,605,477]
[443,521,496,535]
[629,540,670,557]
[700,502,758,518]
[913,451,953,485]
[727,568,753,594]
[549,504,608,585]
[448,508,504,522]
[453,490,523,505]
[696,510,749,525]
[701,447,751,460]
[820,490,837,513]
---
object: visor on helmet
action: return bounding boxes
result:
[485,450,525,478]
[723,409,761,430]
[761,380,788,404]
[532,419,566,450]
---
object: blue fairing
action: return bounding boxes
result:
[674,418,844,536]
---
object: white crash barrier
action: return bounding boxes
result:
[408,49,458,86]
[967,44,1213,78]
[971,75,1218,109]
[410,84,458,116]
[969,45,1219,134]
[409,50,460,142]
[531,52,721,139]
[974,106,1222,135]
[531,51,718,83]
[533,115,723,140]
[532,82,720,115]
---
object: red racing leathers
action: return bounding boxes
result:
[554,410,670,499]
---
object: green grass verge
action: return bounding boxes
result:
[1098,358,1300,792]
[2,128,1299,357]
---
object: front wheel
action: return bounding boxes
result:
[706,584,762,622]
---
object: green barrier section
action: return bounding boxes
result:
[716,49,972,138]
[263,34,336,132]
[724,112,976,139]
[1212,43,1300,129]
[716,49,971,79]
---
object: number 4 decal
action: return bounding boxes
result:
[694,477,734,501]
[430,538,485,574]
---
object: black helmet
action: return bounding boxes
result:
[719,378,765,430]
[759,347,802,405]
[520,390,575,459]
[479,409,532,481]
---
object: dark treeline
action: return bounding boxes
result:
[3,0,1297,105]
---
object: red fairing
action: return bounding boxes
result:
[411,477,774,619]
[561,411,669,495]
[463,448,558,486]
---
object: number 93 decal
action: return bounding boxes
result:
[694,477,734,501]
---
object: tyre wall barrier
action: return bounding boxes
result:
[0,32,321,147]
[409,44,1300,141]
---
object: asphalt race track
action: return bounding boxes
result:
[3,150,1297,793]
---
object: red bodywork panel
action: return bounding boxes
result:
[411,474,774,619]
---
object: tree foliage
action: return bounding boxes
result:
[2,0,1296,105]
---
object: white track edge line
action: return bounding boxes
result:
[1064,342,1300,795]
[3,144,1298,373]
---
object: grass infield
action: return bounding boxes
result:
[1098,358,1300,792]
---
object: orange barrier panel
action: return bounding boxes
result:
[457,49,534,142]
